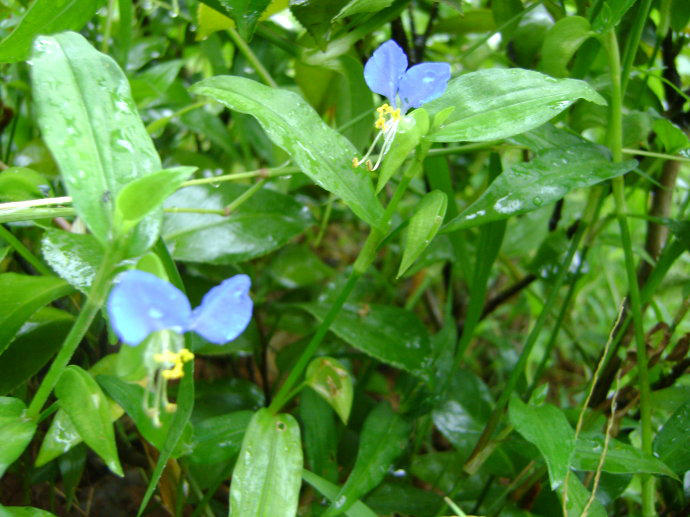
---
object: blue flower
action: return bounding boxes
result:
[353,40,450,171]
[107,270,253,348]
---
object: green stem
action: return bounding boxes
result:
[0,224,52,276]
[145,101,207,134]
[464,189,599,475]
[223,178,266,214]
[313,194,334,248]
[605,28,655,517]
[619,0,653,97]
[622,148,690,163]
[227,26,278,88]
[182,166,297,187]
[268,271,361,414]
[101,0,116,53]
[26,244,121,418]
[268,156,424,413]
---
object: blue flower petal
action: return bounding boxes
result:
[188,274,253,345]
[397,62,451,111]
[107,270,192,346]
[363,40,408,105]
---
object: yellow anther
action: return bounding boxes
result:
[153,350,177,363]
[365,159,374,171]
[352,157,360,167]
[390,108,401,120]
[165,402,178,412]
[376,103,389,114]
[161,362,184,380]
[374,117,386,130]
[179,348,194,362]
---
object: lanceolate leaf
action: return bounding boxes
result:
[398,190,447,278]
[163,184,313,264]
[190,76,385,228]
[444,144,637,231]
[31,32,162,252]
[55,366,123,476]
[424,68,605,142]
[299,302,432,380]
[0,397,37,477]
[0,273,72,355]
[0,0,101,63]
[41,230,104,294]
[230,409,303,517]
[324,404,410,517]
[508,396,575,490]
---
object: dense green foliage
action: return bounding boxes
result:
[0,0,689,516]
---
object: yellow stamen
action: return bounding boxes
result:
[352,157,360,167]
[375,117,386,129]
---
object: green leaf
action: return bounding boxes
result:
[300,388,339,483]
[96,375,194,458]
[433,372,493,454]
[0,167,52,202]
[572,436,677,478]
[444,144,637,231]
[114,166,196,234]
[424,69,605,142]
[290,0,348,47]
[41,230,104,294]
[0,0,101,63]
[305,356,353,424]
[198,0,270,40]
[653,400,690,476]
[55,366,123,476]
[302,469,378,517]
[190,76,385,228]
[0,273,72,355]
[324,403,410,517]
[0,397,37,477]
[31,32,162,252]
[508,396,574,489]
[539,16,592,78]
[0,308,73,395]
[653,119,690,154]
[269,244,334,288]
[299,302,432,380]
[163,184,313,264]
[589,0,636,33]
[230,409,303,517]
[398,190,447,278]
[0,506,57,517]
[560,474,606,517]
[188,411,253,465]
[334,0,394,19]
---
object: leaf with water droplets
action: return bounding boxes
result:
[508,396,574,490]
[299,302,432,380]
[30,32,162,253]
[163,184,313,264]
[230,409,303,517]
[323,403,410,517]
[424,68,605,142]
[190,75,385,229]
[41,230,103,294]
[55,365,123,477]
[444,144,637,231]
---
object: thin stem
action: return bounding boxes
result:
[145,101,207,134]
[227,26,278,88]
[605,28,655,516]
[619,0,653,97]
[464,189,599,475]
[223,178,266,214]
[313,195,334,248]
[101,0,117,53]
[182,166,297,187]
[0,225,52,276]
[622,148,690,163]
[26,244,122,418]
[268,271,361,414]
